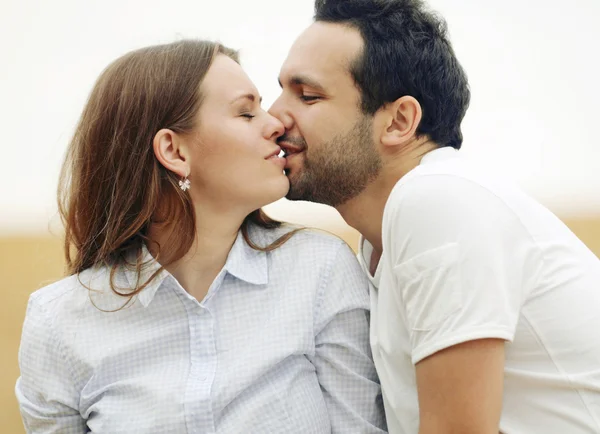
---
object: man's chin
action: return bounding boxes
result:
[285,180,312,202]
[283,172,302,199]
[285,188,306,202]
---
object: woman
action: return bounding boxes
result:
[15,40,386,433]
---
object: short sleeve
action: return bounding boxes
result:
[385,174,542,364]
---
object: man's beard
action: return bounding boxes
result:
[285,117,382,207]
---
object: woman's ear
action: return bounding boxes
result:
[153,128,190,178]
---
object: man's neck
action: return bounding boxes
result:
[337,141,437,256]
[337,178,390,254]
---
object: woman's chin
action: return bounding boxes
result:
[235,176,290,213]
[258,178,290,207]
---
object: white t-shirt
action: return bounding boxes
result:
[359,147,600,434]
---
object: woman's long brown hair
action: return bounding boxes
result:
[58,39,298,300]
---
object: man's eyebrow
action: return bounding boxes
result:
[279,75,327,93]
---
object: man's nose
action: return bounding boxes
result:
[268,96,294,131]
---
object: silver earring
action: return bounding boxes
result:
[178,172,190,191]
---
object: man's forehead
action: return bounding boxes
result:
[280,22,363,84]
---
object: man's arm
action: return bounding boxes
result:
[416,338,505,434]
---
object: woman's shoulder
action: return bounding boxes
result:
[253,223,349,251]
[251,223,360,268]
[27,266,111,315]
[29,274,82,307]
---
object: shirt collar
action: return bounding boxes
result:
[420,146,459,165]
[126,228,269,308]
[357,235,381,288]
[224,228,269,286]
[125,245,169,308]
[357,235,369,273]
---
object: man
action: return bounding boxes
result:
[269,0,600,433]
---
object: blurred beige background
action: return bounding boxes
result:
[2,0,599,431]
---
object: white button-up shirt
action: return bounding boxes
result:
[16,225,387,433]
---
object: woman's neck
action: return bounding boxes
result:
[148,205,246,302]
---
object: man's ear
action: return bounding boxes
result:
[153,128,191,178]
[379,95,423,148]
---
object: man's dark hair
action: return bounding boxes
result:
[315,0,470,149]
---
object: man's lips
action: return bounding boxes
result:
[279,145,305,170]
[278,141,305,158]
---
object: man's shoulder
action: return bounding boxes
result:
[396,154,500,194]
[380,157,542,260]
[386,165,504,220]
